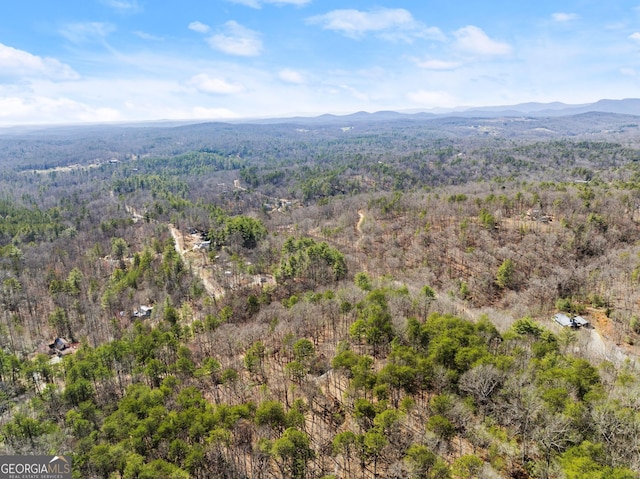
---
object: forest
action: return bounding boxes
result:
[1,112,640,478]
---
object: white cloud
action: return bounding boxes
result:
[278,68,305,84]
[188,21,211,34]
[187,73,245,94]
[100,0,141,13]
[413,58,461,70]
[228,0,261,7]
[0,43,78,81]
[134,31,163,41]
[407,89,458,108]
[60,22,116,44]
[0,96,120,124]
[227,0,310,8]
[306,8,443,41]
[453,26,512,57]
[552,12,579,22]
[307,8,412,35]
[629,32,640,42]
[380,26,444,43]
[207,21,263,56]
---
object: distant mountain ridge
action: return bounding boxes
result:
[374,98,640,119]
[455,98,640,117]
[2,98,640,133]
[245,98,640,125]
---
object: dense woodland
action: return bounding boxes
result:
[1,113,640,478]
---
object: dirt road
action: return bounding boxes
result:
[168,224,225,299]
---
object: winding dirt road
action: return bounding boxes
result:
[356,209,365,234]
[168,224,225,299]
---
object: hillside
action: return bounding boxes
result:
[0,114,640,478]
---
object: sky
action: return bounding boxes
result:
[2,1,640,125]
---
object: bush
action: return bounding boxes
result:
[555,297,585,315]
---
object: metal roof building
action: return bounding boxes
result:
[553,313,573,327]
[553,313,590,328]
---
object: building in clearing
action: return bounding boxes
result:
[133,305,153,318]
[572,316,590,327]
[47,337,77,357]
[195,240,211,250]
[553,313,590,328]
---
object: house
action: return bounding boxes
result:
[49,337,69,352]
[47,337,77,357]
[572,316,590,328]
[195,240,211,250]
[553,313,590,328]
[133,305,153,318]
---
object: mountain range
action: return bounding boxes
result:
[438,97,640,117]
[3,98,640,133]
[298,98,640,122]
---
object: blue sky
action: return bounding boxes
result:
[1,0,640,125]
